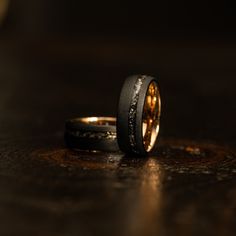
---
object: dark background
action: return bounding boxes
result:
[0,1,236,236]
[0,0,236,145]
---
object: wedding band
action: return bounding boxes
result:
[117,75,161,155]
[65,117,119,152]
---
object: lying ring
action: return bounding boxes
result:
[65,117,119,152]
[117,75,161,155]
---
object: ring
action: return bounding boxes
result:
[117,75,161,155]
[65,117,119,152]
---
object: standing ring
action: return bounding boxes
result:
[117,75,161,155]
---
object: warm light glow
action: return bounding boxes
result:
[123,158,163,235]
[142,81,161,152]
[88,117,99,122]
[79,117,116,126]
[0,0,9,25]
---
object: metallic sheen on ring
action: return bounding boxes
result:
[117,75,161,155]
[65,117,119,152]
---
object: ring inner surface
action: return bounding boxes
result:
[142,81,161,152]
[79,117,116,126]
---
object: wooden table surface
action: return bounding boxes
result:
[0,37,236,236]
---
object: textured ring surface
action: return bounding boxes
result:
[117,75,161,155]
[65,117,119,152]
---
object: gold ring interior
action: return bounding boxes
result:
[142,81,161,152]
[76,117,116,126]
